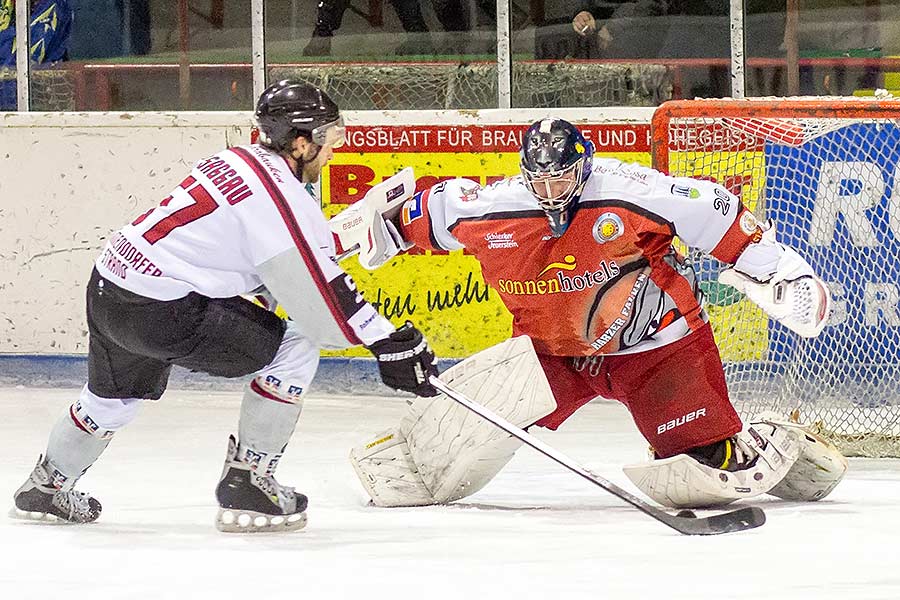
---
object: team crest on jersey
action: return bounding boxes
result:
[401,192,425,225]
[592,213,624,244]
[459,185,481,202]
[740,211,760,235]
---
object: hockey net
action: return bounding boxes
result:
[653,98,900,458]
[270,61,671,110]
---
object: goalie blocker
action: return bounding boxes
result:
[351,336,847,509]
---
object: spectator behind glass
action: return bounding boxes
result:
[0,0,73,109]
[431,0,496,32]
[303,0,495,57]
[303,0,431,56]
[572,0,667,58]
[573,0,731,97]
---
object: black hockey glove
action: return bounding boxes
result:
[366,322,439,397]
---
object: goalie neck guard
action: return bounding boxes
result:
[520,118,594,238]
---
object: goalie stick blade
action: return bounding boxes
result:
[660,505,766,536]
[428,376,767,536]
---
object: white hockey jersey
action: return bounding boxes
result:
[94,144,394,349]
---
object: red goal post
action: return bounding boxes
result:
[651,97,900,458]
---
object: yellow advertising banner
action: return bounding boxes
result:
[667,149,770,361]
[316,123,649,357]
[272,121,767,361]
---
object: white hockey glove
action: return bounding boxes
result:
[328,167,416,270]
[718,221,831,338]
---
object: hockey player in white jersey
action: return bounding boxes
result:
[12,80,438,532]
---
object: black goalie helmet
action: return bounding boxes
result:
[255,79,346,153]
[520,118,594,237]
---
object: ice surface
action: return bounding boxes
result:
[3,387,900,600]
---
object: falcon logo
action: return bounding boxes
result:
[459,186,481,202]
[592,213,624,244]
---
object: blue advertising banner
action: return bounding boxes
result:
[765,123,900,406]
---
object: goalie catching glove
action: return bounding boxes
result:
[718,220,831,338]
[366,322,439,397]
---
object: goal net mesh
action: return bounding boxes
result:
[270,61,671,110]
[0,61,673,111]
[0,66,76,111]
[653,98,900,458]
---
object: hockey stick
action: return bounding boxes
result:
[336,245,360,263]
[429,376,765,536]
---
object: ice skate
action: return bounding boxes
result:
[214,435,308,533]
[11,456,101,524]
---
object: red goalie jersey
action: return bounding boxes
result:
[398,159,764,357]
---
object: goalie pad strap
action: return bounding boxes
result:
[755,414,848,502]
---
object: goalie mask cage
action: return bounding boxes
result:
[652,98,900,458]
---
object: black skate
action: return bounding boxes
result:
[214,435,308,533]
[688,437,759,472]
[12,456,101,524]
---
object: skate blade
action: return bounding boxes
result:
[8,506,76,524]
[215,508,307,533]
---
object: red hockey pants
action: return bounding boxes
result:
[534,323,743,458]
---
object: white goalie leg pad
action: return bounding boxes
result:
[623,422,801,508]
[756,414,848,501]
[349,336,557,507]
[349,426,523,508]
[349,428,435,507]
[402,336,556,504]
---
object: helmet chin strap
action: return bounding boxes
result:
[288,142,322,182]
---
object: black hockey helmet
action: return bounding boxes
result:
[520,118,593,237]
[255,79,346,153]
